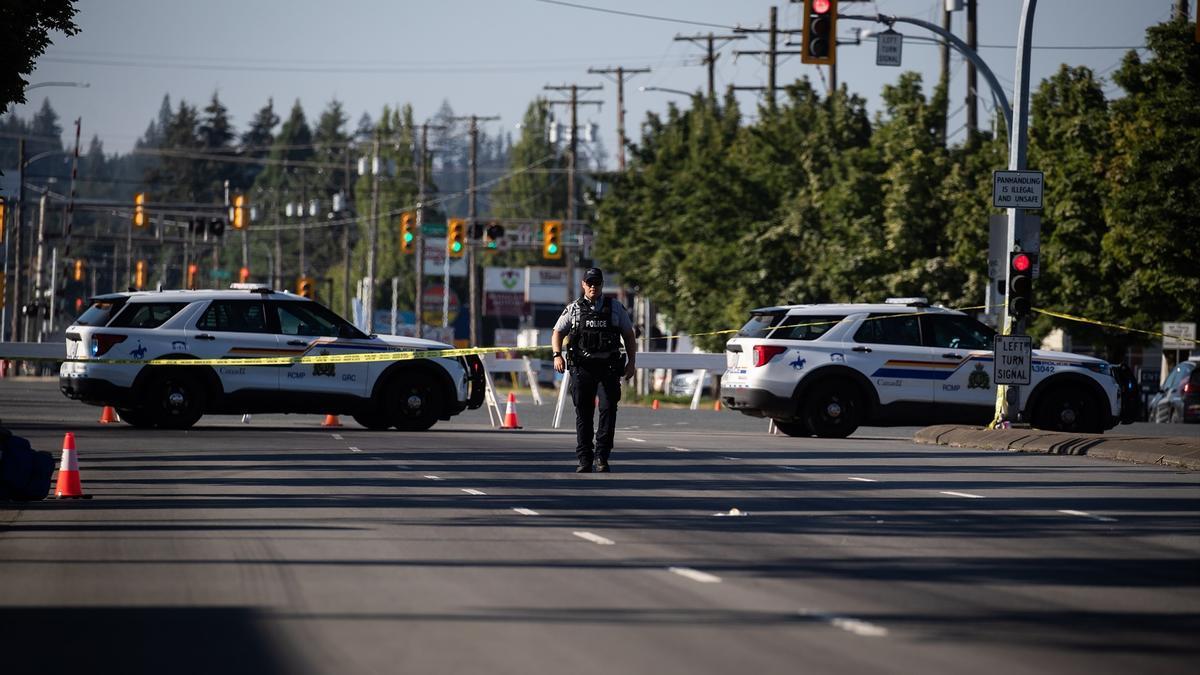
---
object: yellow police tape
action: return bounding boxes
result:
[1033,307,1193,342]
[5,304,1180,369]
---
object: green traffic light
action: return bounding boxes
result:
[547,243,558,254]
[403,232,413,243]
[452,241,463,252]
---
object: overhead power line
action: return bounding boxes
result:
[533,0,736,30]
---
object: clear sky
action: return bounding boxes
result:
[11,0,1182,163]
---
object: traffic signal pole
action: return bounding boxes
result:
[996,0,1039,425]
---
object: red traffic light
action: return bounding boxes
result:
[1011,252,1032,273]
[813,0,831,12]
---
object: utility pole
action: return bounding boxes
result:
[941,4,953,144]
[674,33,746,99]
[734,7,802,107]
[412,122,447,338]
[366,132,381,331]
[966,0,978,138]
[588,66,649,172]
[10,138,25,342]
[1174,0,1188,22]
[449,114,499,346]
[544,84,603,304]
[342,146,352,314]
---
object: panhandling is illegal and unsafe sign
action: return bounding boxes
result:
[993,170,1044,209]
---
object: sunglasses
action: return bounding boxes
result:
[584,279,602,287]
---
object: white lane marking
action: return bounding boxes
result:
[331,434,344,440]
[714,508,747,517]
[675,422,688,425]
[573,531,615,545]
[847,477,877,482]
[627,437,647,443]
[779,466,803,471]
[513,507,539,516]
[668,567,722,584]
[668,446,690,452]
[395,465,410,470]
[724,456,741,460]
[799,610,889,637]
[348,446,361,453]
[939,491,985,499]
[1058,509,1118,522]
[651,423,664,427]
[461,488,486,496]
[424,475,442,481]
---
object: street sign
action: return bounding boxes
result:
[994,335,1032,385]
[993,170,1044,209]
[876,30,903,67]
[1163,322,1197,350]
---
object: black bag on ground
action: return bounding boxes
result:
[0,424,54,501]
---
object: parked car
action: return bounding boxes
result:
[1149,357,1200,423]
[59,285,485,430]
[721,299,1133,438]
[669,370,715,397]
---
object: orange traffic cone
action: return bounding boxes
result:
[54,432,91,499]
[501,392,523,429]
[651,399,660,410]
[713,399,722,411]
[98,406,118,424]
[322,414,343,427]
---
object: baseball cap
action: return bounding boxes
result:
[583,268,604,283]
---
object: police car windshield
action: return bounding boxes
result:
[737,312,785,338]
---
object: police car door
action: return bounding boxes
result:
[924,314,997,411]
[848,313,936,409]
[272,300,369,397]
[187,299,280,393]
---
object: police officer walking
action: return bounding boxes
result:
[552,268,637,473]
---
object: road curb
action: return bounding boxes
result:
[913,425,1200,470]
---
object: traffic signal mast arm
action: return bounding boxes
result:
[837,11,1013,135]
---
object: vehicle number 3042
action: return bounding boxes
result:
[1033,364,1055,374]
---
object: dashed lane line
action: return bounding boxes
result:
[800,610,889,638]
[512,507,539,516]
[668,446,690,452]
[724,456,741,460]
[331,434,344,440]
[572,531,615,545]
[847,477,878,482]
[424,475,443,481]
[668,567,722,584]
[348,447,361,453]
[627,437,647,443]
[939,491,985,499]
[1058,509,1118,522]
[461,488,486,496]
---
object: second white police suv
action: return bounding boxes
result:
[720,298,1137,438]
[59,284,485,430]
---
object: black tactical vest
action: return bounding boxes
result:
[570,297,622,361]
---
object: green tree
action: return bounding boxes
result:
[1103,19,1200,345]
[0,1,79,115]
[1028,65,1116,349]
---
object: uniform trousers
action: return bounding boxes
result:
[569,356,624,466]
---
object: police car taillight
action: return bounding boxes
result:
[91,333,127,357]
[753,345,787,367]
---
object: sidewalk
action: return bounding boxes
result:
[914,425,1200,470]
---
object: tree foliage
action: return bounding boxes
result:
[0,0,79,116]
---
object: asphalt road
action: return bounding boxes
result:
[1,379,1198,675]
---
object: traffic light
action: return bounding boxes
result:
[135,260,146,290]
[542,220,562,260]
[400,212,415,254]
[801,0,838,66]
[239,266,250,283]
[232,195,247,229]
[133,192,148,227]
[447,218,466,258]
[208,218,225,237]
[297,276,316,299]
[1007,251,1036,321]
[73,259,83,282]
[484,221,505,250]
[186,263,198,289]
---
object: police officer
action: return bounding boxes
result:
[552,268,637,473]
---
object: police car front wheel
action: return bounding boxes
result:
[387,378,443,431]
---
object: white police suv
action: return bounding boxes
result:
[720,299,1131,438]
[59,286,485,430]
